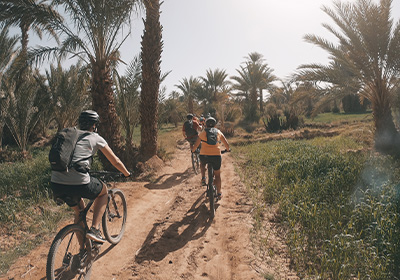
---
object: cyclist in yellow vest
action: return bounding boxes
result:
[191,117,230,199]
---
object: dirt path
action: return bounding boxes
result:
[4,140,296,280]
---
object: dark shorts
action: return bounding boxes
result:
[186,135,198,145]
[51,177,104,207]
[199,155,222,171]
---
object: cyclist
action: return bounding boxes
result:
[50,110,131,243]
[199,114,206,129]
[182,113,202,150]
[191,116,230,199]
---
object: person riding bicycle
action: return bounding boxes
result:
[199,114,206,129]
[182,113,202,150]
[191,116,230,199]
[50,110,131,243]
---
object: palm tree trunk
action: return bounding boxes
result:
[91,62,124,168]
[372,88,399,154]
[140,0,162,161]
[259,88,264,115]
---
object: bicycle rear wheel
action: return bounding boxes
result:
[46,224,93,280]
[207,167,215,218]
[102,189,127,244]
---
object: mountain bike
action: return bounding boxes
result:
[206,149,229,218]
[191,145,201,174]
[46,171,128,280]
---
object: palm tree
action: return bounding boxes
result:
[0,27,18,148]
[201,68,229,103]
[35,61,90,132]
[232,52,276,116]
[175,76,201,114]
[32,0,142,160]
[115,56,142,148]
[0,0,61,69]
[0,26,18,84]
[140,0,162,161]
[297,0,400,153]
[2,69,40,152]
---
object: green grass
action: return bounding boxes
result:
[306,111,373,124]
[235,136,400,279]
[0,148,71,275]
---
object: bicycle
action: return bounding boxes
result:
[205,149,229,218]
[46,171,128,280]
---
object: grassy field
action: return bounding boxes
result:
[234,134,400,279]
[305,111,373,124]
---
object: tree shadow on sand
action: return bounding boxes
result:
[144,167,193,190]
[135,193,214,263]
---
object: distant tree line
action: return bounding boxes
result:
[0,0,399,164]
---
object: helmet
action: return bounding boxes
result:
[186,113,193,120]
[79,110,100,130]
[205,117,216,127]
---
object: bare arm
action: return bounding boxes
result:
[220,133,230,151]
[100,145,130,177]
[191,136,201,153]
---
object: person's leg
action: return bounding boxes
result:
[212,156,222,195]
[72,198,85,225]
[214,169,222,194]
[91,182,108,229]
[199,155,207,185]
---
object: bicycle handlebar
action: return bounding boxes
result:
[89,170,131,182]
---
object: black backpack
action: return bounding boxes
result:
[49,127,90,172]
[184,120,197,137]
[204,127,218,145]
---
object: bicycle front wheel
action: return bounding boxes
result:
[102,189,127,244]
[191,152,200,174]
[46,224,93,280]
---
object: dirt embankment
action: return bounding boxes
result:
[4,139,297,280]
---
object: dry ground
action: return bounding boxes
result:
[4,139,298,280]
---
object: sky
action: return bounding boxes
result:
[25,0,400,95]
[118,0,400,94]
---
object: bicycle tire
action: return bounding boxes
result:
[208,167,215,218]
[46,224,93,280]
[191,152,200,174]
[102,189,127,244]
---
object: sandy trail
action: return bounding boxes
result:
[4,140,289,280]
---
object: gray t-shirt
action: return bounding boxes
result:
[51,132,108,185]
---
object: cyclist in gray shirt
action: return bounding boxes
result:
[51,110,131,243]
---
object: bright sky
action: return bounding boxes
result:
[25,0,400,95]
[119,0,400,94]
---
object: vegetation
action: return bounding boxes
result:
[235,137,400,279]
[297,0,400,154]
[0,0,399,278]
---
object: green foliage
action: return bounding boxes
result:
[0,149,51,222]
[236,138,400,279]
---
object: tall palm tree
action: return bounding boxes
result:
[140,0,162,161]
[32,0,142,160]
[297,0,400,153]
[201,68,229,103]
[175,76,200,114]
[235,52,276,115]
